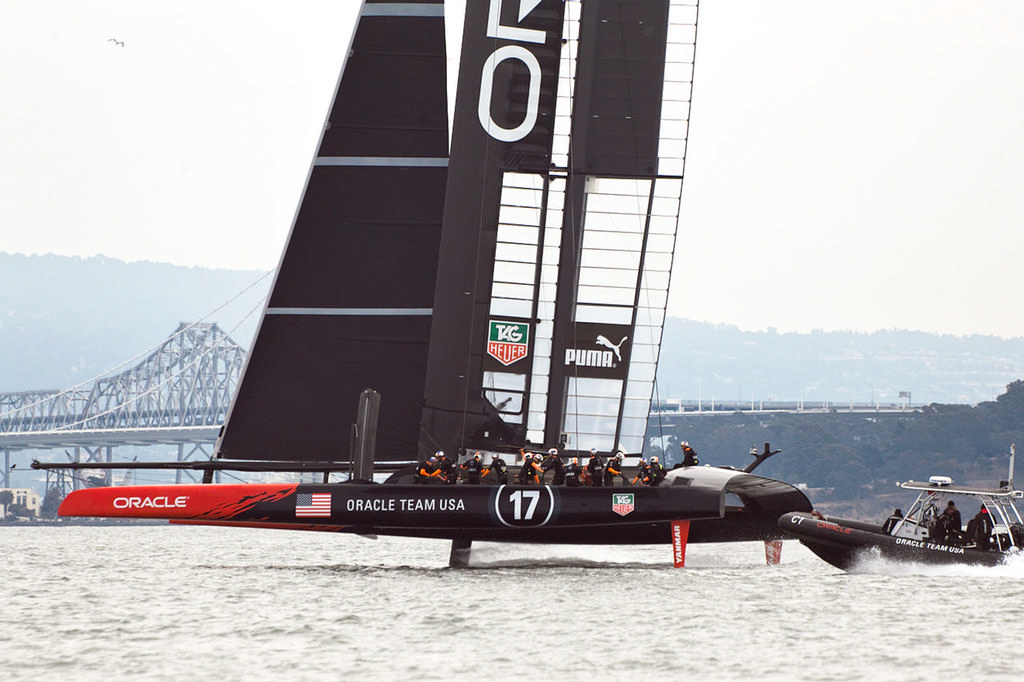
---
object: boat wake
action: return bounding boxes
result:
[466,543,665,569]
[848,546,1024,577]
[465,540,786,569]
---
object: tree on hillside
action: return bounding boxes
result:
[40,487,63,519]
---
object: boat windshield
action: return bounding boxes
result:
[890,485,1024,550]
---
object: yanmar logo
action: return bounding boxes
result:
[113,496,189,510]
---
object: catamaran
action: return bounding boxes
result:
[50,0,812,565]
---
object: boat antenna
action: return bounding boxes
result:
[1008,443,1016,489]
[744,443,781,474]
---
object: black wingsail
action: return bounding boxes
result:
[219,0,698,465]
[420,0,698,459]
[217,1,449,462]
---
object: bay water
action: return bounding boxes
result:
[3,525,1021,681]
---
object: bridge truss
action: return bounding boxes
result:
[0,323,246,490]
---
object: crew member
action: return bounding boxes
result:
[945,500,962,541]
[966,505,993,549]
[932,500,962,544]
[518,452,543,484]
[586,449,604,487]
[882,508,903,534]
[648,455,666,486]
[564,457,582,487]
[542,448,566,485]
[681,441,699,467]
[632,458,650,486]
[461,452,483,485]
[603,451,627,486]
[482,453,509,485]
[436,450,457,484]
[415,455,443,484]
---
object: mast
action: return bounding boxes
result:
[419,0,566,457]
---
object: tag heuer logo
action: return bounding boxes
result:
[487,320,529,366]
[612,493,634,517]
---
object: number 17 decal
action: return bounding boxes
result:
[509,489,540,520]
[491,485,557,527]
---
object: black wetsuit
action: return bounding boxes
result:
[542,454,565,485]
[437,455,456,484]
[648,461,666,486]
[586,454,604,487]
[461,457,483,484]
[484,457,508,485]
[967,509,994,549]
[518,455,541,484]
[603,457,624,486]
[564,462,581,487]
[415,460,440,484]
[882,512,903,534]
[681,446,699,467]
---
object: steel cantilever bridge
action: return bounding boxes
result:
[0,323,245,491]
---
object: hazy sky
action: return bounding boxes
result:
[3,1,1023,337]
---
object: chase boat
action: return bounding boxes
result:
[780,446,1024,570]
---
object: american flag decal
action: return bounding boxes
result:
[295,493,332,518]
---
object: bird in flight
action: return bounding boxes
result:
[108,38,125,47]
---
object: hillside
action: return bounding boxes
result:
[3,253,1024,407]
[0,253,267,391]
[648,380,1024,520]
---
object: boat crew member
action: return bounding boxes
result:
[882,508,903,534]
[966,505,993,549]
[603,451,627,486]
[586,449,604,487]
[461,453,483,484]
[542,448,566,485]
[564,457,582,486]
[436,450,457,484]
[681,442,699,467]
[932,501,962,544]
[415,455,443,484]
[518,452,543,484]
[482,453,508,485]
[648,456,667,486]
[633,458,650,485]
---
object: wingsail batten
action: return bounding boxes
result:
[218,0,448,463]
[361,3,445,17]
[266,308,433,316]
[314,157,449,167]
